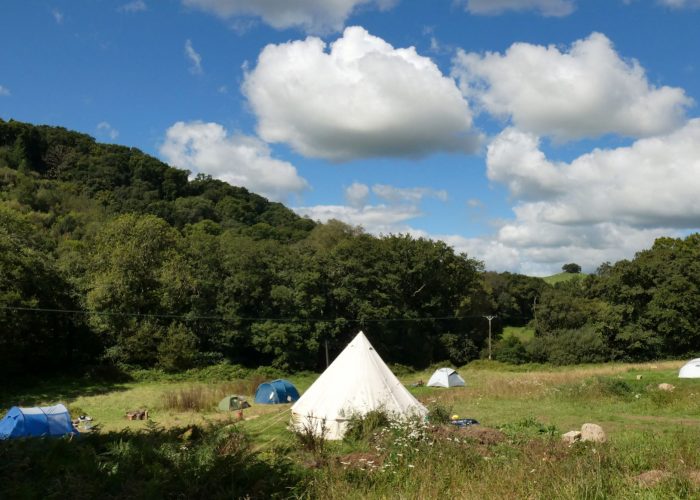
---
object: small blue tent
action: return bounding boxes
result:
[254,379,300,404]
[0,404,77,439]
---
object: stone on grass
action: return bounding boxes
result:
[658,383,675,392]
[580,423,606,443]
[561,430,581,444]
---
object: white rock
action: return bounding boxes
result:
[562,430,582,444]
[580,423,607,443]
[658,383,675,392]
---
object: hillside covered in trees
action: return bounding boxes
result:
[1,119,699,378]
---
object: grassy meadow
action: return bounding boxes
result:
[2,360,700,498]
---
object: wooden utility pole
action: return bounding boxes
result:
[483,315,497,360]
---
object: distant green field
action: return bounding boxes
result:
[502,326,535,342]
[543,271,587,284]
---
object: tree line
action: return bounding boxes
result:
[1,119,699,377]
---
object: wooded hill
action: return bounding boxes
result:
[1,119,698,378]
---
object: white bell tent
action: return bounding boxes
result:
[427,367,465,388]
[291,331,427,440]
[679,358,700,378]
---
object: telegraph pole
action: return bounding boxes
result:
[483,315,497,360]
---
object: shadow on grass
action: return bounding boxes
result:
[0,369,133,409]
[0,422,307,499]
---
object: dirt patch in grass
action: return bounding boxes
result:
[632,470,671,487]
[688,470,700,487]
[460,426,506,446]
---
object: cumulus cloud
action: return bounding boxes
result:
[440,120,700,274]
[463,0,575,16]
[298,180,449,234]
[487,122,700,228]
[182,0,396,34]
[294,203,422,234]
[96,122,119,140]
[160,121,309,201]
[243,26,479,161]
[0,85,10,96]
[184,39,203,74]
[119,0,147,12]
[345,182,370,207]
[453,32,692,140]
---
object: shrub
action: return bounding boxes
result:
[492,336,529,364]
[426,403,452,424]
[344,409,391,442]
[294,416,328,460]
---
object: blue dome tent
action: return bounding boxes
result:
[0,404,77,439]
[254,379,300,404]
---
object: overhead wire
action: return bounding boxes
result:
[0,304,496,322]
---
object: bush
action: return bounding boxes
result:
[426,403,452,424]
[492,336,529,365]
[548,326,609,365]
[344,409,391,442]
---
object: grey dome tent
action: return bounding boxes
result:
[427,367,465,388]
[0,404,77,439]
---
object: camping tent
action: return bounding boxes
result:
[427,367,465,388]
[217,395,250,411]
[254,379,300,404]
[0,404,77,439]
[679,358,700,378]
[291,331,427,440]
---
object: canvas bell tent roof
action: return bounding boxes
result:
[679,358,700,378]
[0,404,77,439]
[291,331,427,440]
[254,379,300,404]
[427,367,465,388]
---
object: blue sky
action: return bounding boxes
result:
[2,0,700,275]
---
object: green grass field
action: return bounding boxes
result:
[502,325,535,342]
[2,361,699,498]
[542,272,587,285]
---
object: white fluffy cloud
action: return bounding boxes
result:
[445,120,700,274]
[297,181,449,234]
[294,203,421,234]
[184,39,203,74]
[487,121,700,228]
[453,32,691,140]
[463,0,575,16]
[160,121,308,201]
[243,26,479,161]
[345,182,370,207]
[182,0,396,33]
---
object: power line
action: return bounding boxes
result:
[0,304,492,323]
